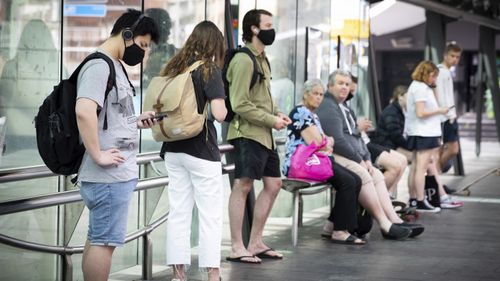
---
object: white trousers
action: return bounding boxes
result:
[164,152,224,268]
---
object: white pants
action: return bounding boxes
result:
[164,152,224,268]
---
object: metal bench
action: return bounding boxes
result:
[281,178,333,247]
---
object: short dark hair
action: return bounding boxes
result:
[145,8,172,43]
[444,41,462,54]
[242,9,273,43]
[111,9,159,44]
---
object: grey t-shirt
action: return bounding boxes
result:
[76,51,138,183]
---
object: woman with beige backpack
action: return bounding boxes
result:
[150,21,227,281]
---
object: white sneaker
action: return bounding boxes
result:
[440,195,464,209]
[416,198,441,213]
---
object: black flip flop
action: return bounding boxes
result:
[225,255,261,264]
[255,248,283,259]
[330,234,366,245]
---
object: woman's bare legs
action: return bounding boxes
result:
[357,182,392,233]
[377,150,408,195]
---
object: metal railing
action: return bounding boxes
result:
[0,144,235,281]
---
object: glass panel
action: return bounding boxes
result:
[331,0,372,120]
[0,208,58,280]
[295,0,332,103]
[0,0,61,169]
[206,0,226,144]
[256,0,298,128]
[0,1,61,277]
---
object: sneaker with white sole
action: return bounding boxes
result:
[440,195,464,209]
[416,199,441,213]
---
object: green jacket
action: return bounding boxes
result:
[226,43,280,150]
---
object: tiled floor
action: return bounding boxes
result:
[110,139,500,281]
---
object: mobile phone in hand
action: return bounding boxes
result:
[142,113,167,124]
[153,112,168,121]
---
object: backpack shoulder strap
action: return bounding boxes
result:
[117,60,136,96]
[69,52,117,130]
[237,47,259,90]
[70,52,116,95]
[264,56,271,73]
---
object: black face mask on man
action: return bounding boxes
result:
[257,28,276,46]
[122,40,145,66]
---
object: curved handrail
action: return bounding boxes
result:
[0,144,235,184]
[0,212,168,255]
[0,176,170,216]
[0,144,237,281]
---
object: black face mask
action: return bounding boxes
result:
[346,92,354,101]
[122,40,145,66]
[257,28,276,45]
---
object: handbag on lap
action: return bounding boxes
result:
[288,138,333,182]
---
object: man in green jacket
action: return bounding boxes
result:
[226,9,291,263]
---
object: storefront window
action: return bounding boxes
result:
[331,0,372,120]
[0,0,61,169]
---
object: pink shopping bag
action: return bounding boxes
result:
[288,138,333,181]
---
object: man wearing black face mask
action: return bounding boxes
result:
[226,9,291,264]
[74,9,159,281]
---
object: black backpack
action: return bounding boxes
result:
[222,46,270,122]
[35,52,116,176]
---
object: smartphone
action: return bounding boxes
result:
[142,112,167,124]
[154,112,168,121]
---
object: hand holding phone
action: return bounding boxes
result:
[143,113,167,123]
[153,112,168,122]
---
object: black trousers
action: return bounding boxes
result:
[327,156,362,231]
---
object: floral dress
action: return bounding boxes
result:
[282,105,325,176]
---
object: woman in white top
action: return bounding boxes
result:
[406,61,450,213]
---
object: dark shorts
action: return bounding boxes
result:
[406,136,441,151]
[442,120,459,143]
[230,138,281,180]
[367,142,390,164]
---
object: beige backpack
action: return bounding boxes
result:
[143,61,207,142]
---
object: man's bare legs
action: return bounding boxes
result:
[228,177,260,262]
[82,240,115,281]
[228,176,283,261]
[247,176,283,257]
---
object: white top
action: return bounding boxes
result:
[436,64,457,121]
[406,80,442,137]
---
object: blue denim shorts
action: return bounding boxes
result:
[80,179,137,246]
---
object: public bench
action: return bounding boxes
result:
[281,178,334,247]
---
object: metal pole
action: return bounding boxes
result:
[61,254,73,281]
[479,26,500,144]
[142,234,153,280]
[475,52,484,156]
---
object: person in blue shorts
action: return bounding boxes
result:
[75,9,158,281]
